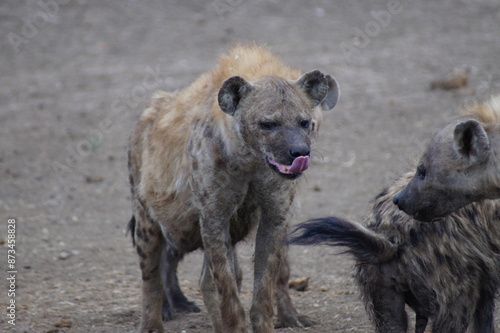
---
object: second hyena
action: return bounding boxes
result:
[393,95,500,221]
[290,172,500,333]
[128,44,339,333]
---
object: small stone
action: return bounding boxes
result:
[85,175,104,183]
[430,71,468,90]
[58,251,72,260]
[289,277,310,291]
[53,318,72,328]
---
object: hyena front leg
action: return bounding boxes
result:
[199,215,246,333]
[404,292,428,333]
[199,255,223,332]
[133,203,164,333]
[250,210,289,333]
[161,244,201,321]
[275,243,315,328]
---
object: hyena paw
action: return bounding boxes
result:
[275,314,316,328]
[161,302,175,322]
[174,300,201,313]
[138,322,164,333]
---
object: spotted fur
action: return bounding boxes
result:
[128,44,339,333]
[290,172,500,333]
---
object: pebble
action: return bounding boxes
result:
[58,251,72,260]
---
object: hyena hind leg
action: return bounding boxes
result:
[161,244,201,321]
[130,210,165,333]
[370,286,408,333]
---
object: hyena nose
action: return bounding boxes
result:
[392,193,400,206]
[289,146,310,158]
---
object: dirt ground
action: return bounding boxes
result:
[2,0,500,332]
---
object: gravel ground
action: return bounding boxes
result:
[1,0,500,332]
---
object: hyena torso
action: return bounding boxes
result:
[128,44,339,333]
[291,172,500,333]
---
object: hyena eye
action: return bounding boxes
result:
[260,121,278,130]
[416,166,427,180]
[300,120,310,129]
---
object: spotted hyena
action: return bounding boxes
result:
[393,95,500,221]
[290,172,500,333]
[127,44,339,333]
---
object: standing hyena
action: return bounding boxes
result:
[290,172,500,333]
[393,95,500,221]
[127,44,340,333]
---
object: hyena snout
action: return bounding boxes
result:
[392,191,402,206]
[392,189,417,216]
[393,188,439,222]
[392,181,415,212]
[284,129,311,159]
[289,144,310,158]
[267,140,311,178]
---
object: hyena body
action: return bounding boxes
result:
[290,172,500,333]
[393,95,500,221]
[128,45,339,333]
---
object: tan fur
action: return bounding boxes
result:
[136,45,306,210]
[128,44,338,333]
[462,95,500,127]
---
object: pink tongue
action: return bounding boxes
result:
[288,156,309,173]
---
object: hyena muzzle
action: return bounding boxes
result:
[290,172,500,333]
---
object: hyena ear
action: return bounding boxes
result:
[321,74,340,110]
[297,70,339,109]
[218,76,253,116]
[453,120,490,164]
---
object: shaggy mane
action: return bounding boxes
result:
[209,44,302,88]
[200,44,303,122]
[462,95,500,127]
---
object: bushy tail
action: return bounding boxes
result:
[289,217,397,264]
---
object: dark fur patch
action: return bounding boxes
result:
[136,246,147,259]
[127,215,136,246]
[136,227,144,240]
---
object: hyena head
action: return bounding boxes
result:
[393,118,491,221]
[218,70,339,179]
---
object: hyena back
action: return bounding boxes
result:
[128,44,339,333]
[290,172,500,333]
